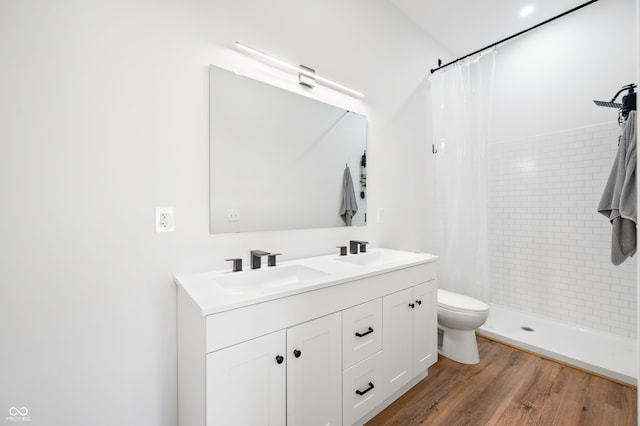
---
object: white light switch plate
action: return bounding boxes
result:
[156,207,175,232]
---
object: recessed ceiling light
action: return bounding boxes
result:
[520,5,534,17]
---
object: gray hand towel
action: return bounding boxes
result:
[340,165,358,226]
[597,110,637,265]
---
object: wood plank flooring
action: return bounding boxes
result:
[366,336,637,426]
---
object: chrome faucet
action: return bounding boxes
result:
[250,250,270,269]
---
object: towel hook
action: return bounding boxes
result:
[432,144,438,154]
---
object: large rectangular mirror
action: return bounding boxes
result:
[209,65,367,233]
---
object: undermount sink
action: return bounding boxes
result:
[215,264,329,295]
[336,250,415,267]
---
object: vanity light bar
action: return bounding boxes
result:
[234,42,365,98]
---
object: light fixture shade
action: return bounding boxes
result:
[298,65,316,89]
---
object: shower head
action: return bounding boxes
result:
[593,100,622,109]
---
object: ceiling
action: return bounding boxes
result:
[388,0,589,57]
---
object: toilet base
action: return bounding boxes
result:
[438,325,480,364]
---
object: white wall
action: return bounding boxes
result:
[0,1,446,425]
[491,0,637,142]
[488,122,637,337]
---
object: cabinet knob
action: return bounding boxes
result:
[293,349,302,358]
[416,300,422,306]
[409,303,415,309]
[275,355,284,364]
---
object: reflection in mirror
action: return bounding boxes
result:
[209,65,367,233]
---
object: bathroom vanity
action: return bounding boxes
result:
[176,248,438,426]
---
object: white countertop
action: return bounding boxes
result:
[175,248,438,316]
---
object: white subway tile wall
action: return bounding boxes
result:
[487,122,637,338]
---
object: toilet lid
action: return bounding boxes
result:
[437,289,489,313]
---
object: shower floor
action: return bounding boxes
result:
[478,304,638,386]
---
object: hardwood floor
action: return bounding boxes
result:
[366,336,638,426]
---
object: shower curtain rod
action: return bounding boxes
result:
[430,0,599,74]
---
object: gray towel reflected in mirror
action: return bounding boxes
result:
[340,165,358,226]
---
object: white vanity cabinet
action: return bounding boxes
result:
[342,299,383,370]
[341,299,385,425]
[412,281,438,373]
[176,249,438,426]
[382,280,438,397]
[206,331,286,426]
[205,313,341,426]
[287,313,342,426]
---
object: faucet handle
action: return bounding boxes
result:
[225,258,243,272]
[267,253,282,267]
[349,240,369,254]
[337,246,348,256]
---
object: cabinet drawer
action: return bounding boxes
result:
[343,351,385,426]
[342,299,383,370]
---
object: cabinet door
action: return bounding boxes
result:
[206,331,286,426]
[382,288,414,397]
[287,312,342,426]
[412,280,438,376]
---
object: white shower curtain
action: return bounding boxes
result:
[429,50,496,302]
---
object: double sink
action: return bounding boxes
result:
[213,249,419,296]
[176,248,435,315]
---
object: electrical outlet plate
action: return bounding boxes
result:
[226,209,240,222]
[156,207,175,232]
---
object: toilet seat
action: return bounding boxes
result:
[437,289,489,314]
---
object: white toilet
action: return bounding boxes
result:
[437,289,489,365]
